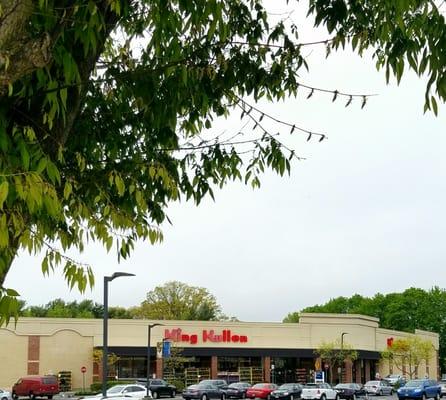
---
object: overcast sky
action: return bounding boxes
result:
[5,1,446,322]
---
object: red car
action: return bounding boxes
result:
[246,384,278,400]
[12,376,59,400]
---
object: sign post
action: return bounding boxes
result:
[81,366,87,393]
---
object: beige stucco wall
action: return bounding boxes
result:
[0,314,440,389]
[0,329,28,388]
[39,329,94,390]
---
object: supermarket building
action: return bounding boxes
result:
[0,313,439,390]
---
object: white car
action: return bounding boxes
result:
[0,389,12,400]
[301,383,340,400]
[364,381,393,396]
[439,381,446,398]
[84,384,148,399]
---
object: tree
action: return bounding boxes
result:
[381,337,434,379]
[314,339,358,384]
[93,348,120,378]
[282,311,299,323]
[0,0,445,324]
[132,281,226,320]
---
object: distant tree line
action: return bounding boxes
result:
[19,281,237,321]
[283,287,446,371]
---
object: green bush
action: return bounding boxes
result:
[90,381,134,393]
[168,379,185,393]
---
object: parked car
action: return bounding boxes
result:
[271,383,303,400]
[12,375,60,400]
[183,383,226,400]
[0,389,12,400]
[301,383,339,400]
[439,381,446,398]
[246,384,278,400]
[334,383,368,400]
[94,384,147,398]
[135,379,176,398]
[364,381,393,396]
[384,376,406,387]
[397,379,441,400]
[226,383,252,399]
[200,381,229,391]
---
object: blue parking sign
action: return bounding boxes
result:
[162,340,171,357]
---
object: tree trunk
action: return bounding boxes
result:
[0,0,52,92]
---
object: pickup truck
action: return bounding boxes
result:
[301,383,340,400]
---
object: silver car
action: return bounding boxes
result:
[0,389,12,400]
[364,381,393,396]
[439,381,446,398]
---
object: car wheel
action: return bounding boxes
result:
[291,395,295,400]
[171,390,176,398]
[202,395,208,400]
[48,396,53,400]
[379,391,383,396]
[320,395,326,400]
[12,392,18,400]
[390,391,394,396]
[353,394,357,400]
[242,394,246,399]
[2,396,8,400]
[29,392,36,400]
[153,392,159,399]
[335,395,340,400]
[222,394,226,400]
[422,394,426,400]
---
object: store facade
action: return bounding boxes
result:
[0,313,439,390]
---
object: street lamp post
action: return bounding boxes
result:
[146,323,163,398]
[102,272,135,398]
[340,332,348,383]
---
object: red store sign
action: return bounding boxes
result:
[164,328,248,345]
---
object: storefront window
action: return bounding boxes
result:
[117,357,148,379]
[218,357,262,372]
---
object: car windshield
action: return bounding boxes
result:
[335,384,351,389]
[187,385,199,390]
[229,384,243,388]
[366,381,379,386]
[108,386,125,394]
[405,381,424,387]
[279,385,295,390]
[253,384,267,389]
[304,384,321,388]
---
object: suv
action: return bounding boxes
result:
[12,376,59,400]
[397,379,441,400]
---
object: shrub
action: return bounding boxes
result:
[168,379,185,393]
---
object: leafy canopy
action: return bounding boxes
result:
[0,0,445,324]
[132,280,226,320]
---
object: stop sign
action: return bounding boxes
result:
[81,366,87,373]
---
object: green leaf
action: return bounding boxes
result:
[0,181,9,208]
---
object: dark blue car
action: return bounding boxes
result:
[397,379,441,400]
